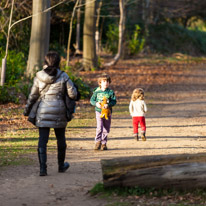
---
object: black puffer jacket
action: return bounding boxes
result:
[24,69,77,128]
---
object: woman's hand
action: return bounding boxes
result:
[23,106,30,116]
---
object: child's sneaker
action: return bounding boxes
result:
[133,133,139,141]
[101,144,107,151]
[141,132,146,141]
[94,141,101,150]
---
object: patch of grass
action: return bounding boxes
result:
[106,202,132,206]
[90,183,105,195]
[1,128,41,167]
[90,183,167,197]
[70,116,96,127]
[0,105,95,167]
[112,103,130,118]
[112,102,152,118]
[90,183,206,205]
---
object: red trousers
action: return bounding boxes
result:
[132,116,146,134]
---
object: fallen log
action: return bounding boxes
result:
[101,153,206,189]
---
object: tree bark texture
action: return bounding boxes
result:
[142,0,150,35]
[101,153,206,189]
[95,0,102,54]
[104,0,125,67]
[27,0,51,77]
[83,0,97,70]
[0,0,14,86]
[66,0,80,66]
[75,0,82,54]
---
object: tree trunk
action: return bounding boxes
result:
[142,0,150,35]
[83,0,97,70]
[26,0,50,77]
[104,0,125,67]
[101,153,206,189]
[75,0,82,54]
[66,0,80,66]
[95,0,102,54]
[99,16,105,53]
[0,0,15,86]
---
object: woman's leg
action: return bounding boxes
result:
[38,127,50,176]
[38,127,50,148]
[54,127,66,149]
[54,128,69,172]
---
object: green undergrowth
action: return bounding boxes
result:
[90,183,206,205]
[148,23,206,55]
[113,103,130,117]
[106,202,132,206]
[90,183,175,197]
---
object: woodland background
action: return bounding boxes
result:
[1,1,206,205]
[1,0,206,103]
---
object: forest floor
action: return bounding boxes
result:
[0,55,206,206]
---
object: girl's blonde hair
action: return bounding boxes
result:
[131,88,144,101]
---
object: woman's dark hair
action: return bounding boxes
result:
[44,51,60,76]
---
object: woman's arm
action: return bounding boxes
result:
[66,79,77,100]
[23,78,40,116]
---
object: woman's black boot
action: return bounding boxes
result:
[38,147,47,176]
[58,146,70,173]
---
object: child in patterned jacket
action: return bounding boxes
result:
[90,73,116,150]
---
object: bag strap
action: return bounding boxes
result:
[39,70,64,99]
[39,84,52,99]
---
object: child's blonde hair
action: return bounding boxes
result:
[131,88,144,101]
[98,73,111,87]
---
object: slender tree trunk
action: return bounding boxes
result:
[66,0,80,66]
[75,0,82,54]
[83,0,97,70]
[99,16,105,52]
[95,0,102,54]
[104,0,125,67]
[142,0,150,35]
[27,0,51,77]
[0,0,15,86]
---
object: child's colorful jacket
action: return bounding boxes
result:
[90,87,116,113]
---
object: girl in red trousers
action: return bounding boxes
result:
[129,88,147,141]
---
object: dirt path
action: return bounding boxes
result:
[0,61,206,206]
